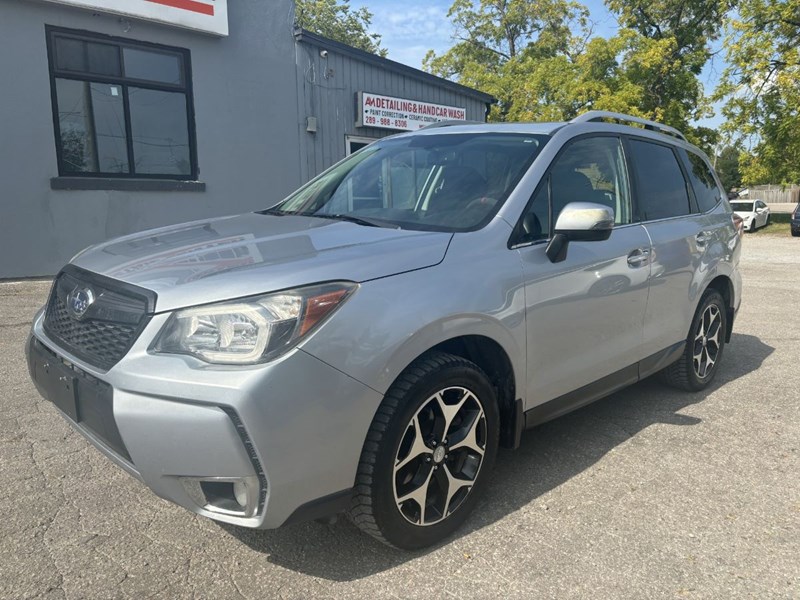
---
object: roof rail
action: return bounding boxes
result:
[422,120,485,130]
[570,111,687,142]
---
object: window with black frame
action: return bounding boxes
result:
[47,27,196,180]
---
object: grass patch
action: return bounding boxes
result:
[751,220,791,236]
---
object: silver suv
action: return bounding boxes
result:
[26,112,742,549]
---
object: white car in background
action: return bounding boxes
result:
[730,199,770,232]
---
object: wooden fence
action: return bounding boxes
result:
[744,185,800,205]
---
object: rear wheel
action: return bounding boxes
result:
[350,352,499,550]
[659,290,727,392]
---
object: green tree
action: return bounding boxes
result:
[295,0,387,57]
[423,0,592,121]
[714,145,743,191]
[716,0,800,185]
[425,0,729,149]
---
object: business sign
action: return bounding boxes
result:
[40,0,228,36]
[356,92,467,131]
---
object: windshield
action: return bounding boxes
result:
[731,202,755,212]
[269,133,550,232]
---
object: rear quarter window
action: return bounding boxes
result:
[680,149,723,212]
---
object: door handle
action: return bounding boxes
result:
[627,248,650,267]
[696,232,709,246]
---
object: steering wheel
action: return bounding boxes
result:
[464,196,498,212]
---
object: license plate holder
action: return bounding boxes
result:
[33,354,79,421]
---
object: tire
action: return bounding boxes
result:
[659,290,727,392]
[793,229,800,237]
[349,351,499,550]
[748,220,756,233]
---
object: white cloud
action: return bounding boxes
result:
[351,1,455,68]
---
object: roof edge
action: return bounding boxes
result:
[293,28,496,105]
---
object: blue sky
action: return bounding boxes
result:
[350,0,725,128]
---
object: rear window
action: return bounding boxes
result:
[628,140,692,221]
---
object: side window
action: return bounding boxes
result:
[680,149,722,213]
[517,137,631,243]
[628,140,692,220]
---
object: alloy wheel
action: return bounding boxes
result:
[392,386,487,526]
[693,304,721,378]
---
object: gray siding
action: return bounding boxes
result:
[294,37,490,182]
[0,0,303,278]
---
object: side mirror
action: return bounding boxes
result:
[545,202,615,263]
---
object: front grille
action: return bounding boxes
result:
[43,266,155,370]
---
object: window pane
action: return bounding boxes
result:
[629,140,691,220]
[128,87,191,175]
[55,37,86,72]
[87,42,121,77]
[550,137,632,225]
[681,150,722,213]
[55,78,129,173]
[123,47,183,85]
[518,178,550,243]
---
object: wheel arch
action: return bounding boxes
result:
[393,334,522,450]
[704,275,735,342]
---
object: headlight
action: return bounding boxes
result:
[153,282,356,364]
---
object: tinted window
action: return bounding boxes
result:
[629,140,691,220]
[129,88,191,175]
[123,47,183,85]
[680,149,722,212]
[54,79,128,173]
[47,28,195,179]
[517,136,631,243]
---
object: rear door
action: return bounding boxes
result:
[627,138,711,358]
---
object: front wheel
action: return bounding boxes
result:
[350,352,499,550]
[659,290,727,391]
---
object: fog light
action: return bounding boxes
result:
[180,475,260,518]
[233,480,248,507]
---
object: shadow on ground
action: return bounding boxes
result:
[220,333,774,581]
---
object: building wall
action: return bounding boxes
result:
[294,38,490,182]
[0,0,303,278]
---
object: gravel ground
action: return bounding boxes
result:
[1,234,798,599]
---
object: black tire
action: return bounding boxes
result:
[748,220,756,233]
[349,351,499,550]
[659,290,727,392]
[792,229,800,237]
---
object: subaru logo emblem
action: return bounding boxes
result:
[66,286,95,320]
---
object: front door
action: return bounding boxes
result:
[515,136,652,408]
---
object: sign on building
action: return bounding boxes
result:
[41,0,228,36]
[356,92,467,132]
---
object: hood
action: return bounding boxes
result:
[72,213,452,312]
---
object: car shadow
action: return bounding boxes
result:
[219,332,773,581]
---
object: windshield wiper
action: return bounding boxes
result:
[255,208,287,216]
[299,213,395,228]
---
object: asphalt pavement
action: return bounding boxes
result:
[1,233,798,599]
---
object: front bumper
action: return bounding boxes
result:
[26,311,382,529]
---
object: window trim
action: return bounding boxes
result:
[624,134,695,223]
[508,133,634,249]
[45,26,198,181]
